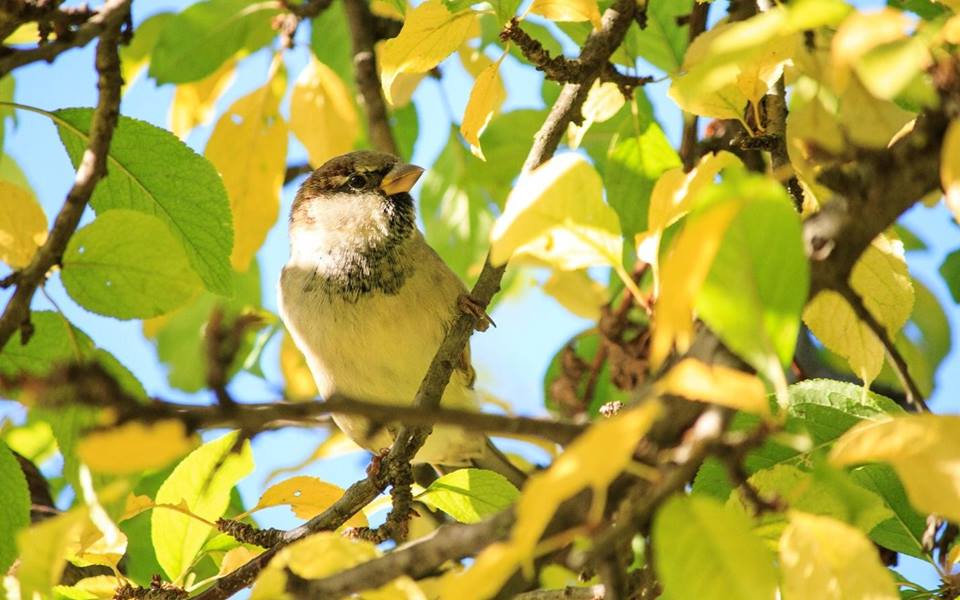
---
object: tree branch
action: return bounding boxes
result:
[0,0,131,78]
[678,1,709,171]
[343,0,397,155]
[0,1,128,350]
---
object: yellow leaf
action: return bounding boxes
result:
[780,512,898,600]
[650,200,742,368]
[646,151,742,236]
[735,33,799,107]
[121,493,155,521]
[836,77,914,149]
[5,22,38,44]
[831,8,910,92]
[53,575,124,600]
[71,470,129,570]
[529,0,602,29]
[170,59,236,140]
[280,332,318,400]
[942,15,960,44]
[490,153,622,270]
[567,80,625,148]
[290,58,359,168]
[218,546,264,577]
[460,53,506,160]
[803,235,912,386]
[442,402,661,598]
[943,120,960,223]
[541,269,606,320]
[206,58,288,270]
[830,414,960,523]
[380,1,477,104]
[16,507,88,599]
[77,420,194,475]
[0,181,47,268]
[254,475,368,528]
[657,358,769,416]
[458,45,494,79]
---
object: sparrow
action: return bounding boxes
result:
[278,150,526,488]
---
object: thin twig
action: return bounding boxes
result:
[343,0,398,154]
[0,0,129,350]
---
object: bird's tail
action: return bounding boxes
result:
[470,437,528,490]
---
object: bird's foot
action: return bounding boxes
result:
[458,294,496,331]
[365,447,391,479]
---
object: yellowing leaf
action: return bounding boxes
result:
[77,420,194,475]
[567,80,625,148]
[253,476,367,528]
[170,59,236,139]
[53,575,124,600]
[836,77,914,149]
[206,58,287,270]
[780,512,898,599]
[218,546,264,577]
[490,153,622,270]
[943,120,960,223]
[650,200,741,368]
[0,181,47,268]
[442,402,661,598]
[529,0,602,29]
[290,58,359,168]
[831,8,911,92]
[458,45,494,79]
[380,1,477,104]
[657,358,769,416]
[803,235,913,386]
[280,332,318,400]
[72,469,128,570]
[830,414,960,523]
[16,508,88,599]
[5,22,38,44]
[646,151,742,236]
[541,269,606,320]
[460,53,506,160]
[122,494,155,521]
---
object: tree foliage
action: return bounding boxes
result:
[1,0,960,598]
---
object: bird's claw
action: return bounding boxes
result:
[458,294,495,332]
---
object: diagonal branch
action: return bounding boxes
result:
[0,0,129,350]
[343,0,397,155]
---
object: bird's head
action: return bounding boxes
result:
[289,151,423,259]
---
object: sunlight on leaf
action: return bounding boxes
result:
[0,180,46,268]
[541,269,606,320]
[290,58,359,168]
[567,81,625,149]
[0,440,29,574]
[170,59,236,139]
[280,332,318,401]
[78,420,194,475]
[253,476,367,528]
[529,0,602,29]
[657,359,769,416]
[460,53,507,160]
[418,468,519,523]
[15,508,88,599]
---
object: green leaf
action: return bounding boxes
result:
[148,0,280,84]
[849,464,926,558]
[625,0,692,72]
[887,0,948,20]
[939,249,960,304]
[604,117,680,240]
[149,263,262,392]
[62,210,202,319]
[392,102,419,162]
[653,495,777,600]
[0,440,30,573]
[152,431,254,582]
[695,172,809,382]
[53,108,233,295]
[310,3,354,89]
[120,12,174,88]
[120,465,177,586]
[0,74,15,143]
[418,468,519,523]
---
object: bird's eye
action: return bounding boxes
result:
[347,174,367,189]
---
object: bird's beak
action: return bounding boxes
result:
[379,163,425,195]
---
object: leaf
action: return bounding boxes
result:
[53,108,233,296]
[830,414,960,524]
[0,180,46,268]
[604,123,680,241]
[77,420,194,475]
[119,13,174,90]
[170,59,237,139]
[625,0,691,73]
[280,332,318,400]
[780,512,898,600]
[653,495,777,600]
[0,440,29,573]
[541,269,606,320]
[943,119,960,223]
[529,0,601,29]
[218,546,263,577]
[657,358,769,416]
[835,77,915,148]
[695,173,808,383]
[830,8,911,93]
[442,403,660,598]
[380,1,477,104]
[310,2,354,87]
[61,210,202,319]
[290,58,359,168]
[460,53,506,160]
[53,575,123,600]
[803,235,913,386]
[418,468,519,523]
[15,508,88,599]
[253,476,367,528]
[205,61,287,271]
[542,329,631,417]
[149,0,280,84]
[566,81,625,149]
[152,431,254,581]
[848,463,926,558]
[490,153,622,270]
[939,248,960,303]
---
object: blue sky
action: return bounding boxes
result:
[1,0,958,590]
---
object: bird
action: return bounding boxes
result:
[278,150,526,488]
